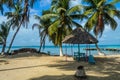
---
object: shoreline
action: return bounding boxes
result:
[1,45,120,56]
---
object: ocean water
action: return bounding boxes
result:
[0,44,120,55]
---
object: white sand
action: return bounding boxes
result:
[0,53,120,80]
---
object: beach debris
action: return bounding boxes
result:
[11,48,38,55]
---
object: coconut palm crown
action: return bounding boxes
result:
[83,0,120,37]
[41,0,87,56]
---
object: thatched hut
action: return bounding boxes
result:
[62,27,98,61]
[62,27,98,44]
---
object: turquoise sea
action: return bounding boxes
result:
[0,45,120,55]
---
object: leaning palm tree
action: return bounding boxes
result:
[41,0,86,56]
[0,22,10,55]
[32,10,52,53]
[5,3,24,53]
[82,0,120,54]
[6,0,38,53]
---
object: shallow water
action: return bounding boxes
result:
[0,45,120,55]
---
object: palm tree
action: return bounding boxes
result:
[0,22,10,55]
[41,0,86,56]
[5,0,38,53]
[32,10,52,53]
[5,3,24,53]
[82,0,120,54]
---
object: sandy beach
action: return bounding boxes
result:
[0,53,120,80]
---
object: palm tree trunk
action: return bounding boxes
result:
[1,25,11,55]
[1,43,6,55]
[95,43,101,52]
[38,37,44,53]
[7,26,21,53]
[95,36,105,55]
[95,43,105,55]
[38,39,42,53]
[60,45,63,56]
[38,34,46,53]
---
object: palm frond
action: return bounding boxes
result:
[32,23,41,30]
[57,7,66,13]
[34,15,41,20]
[51,0,58,5]
[42,10,51,15]
[97,0,105,8]
[83,8,94,16]
[103,4,116,10]
[110,0,120,5]
[41,13,58,20]
[112,10,120,19]
[84,12,98,31]
[104,12,117,30]
[67,5,83,15]
[48,20,60,36]
[70,14,88,20]
[82,0,97,7]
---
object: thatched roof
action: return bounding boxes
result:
[62,27,98,44]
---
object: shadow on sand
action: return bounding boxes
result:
[29,75,75,80]
[29,72,120,80]
[29,57,120,80]
[0,65,45,72]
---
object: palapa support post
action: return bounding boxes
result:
[65,44,67,61]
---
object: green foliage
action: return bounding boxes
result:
[41,0,85,47]
[48,20,60,36]
[67,5,82,15]
[0,22,10,54]
[83,0,120,37]
[0,22,9,43]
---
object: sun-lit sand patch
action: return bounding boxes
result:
[87,71,109,77]
[0,53,120,80]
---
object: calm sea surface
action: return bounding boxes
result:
[0,45,120,55]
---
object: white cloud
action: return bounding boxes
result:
[0,16,7,23]
[69,0,81,8]
[104,25,111,32]
[30,8,39,15]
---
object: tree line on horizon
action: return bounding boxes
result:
[0,0,120,56]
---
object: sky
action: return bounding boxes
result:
[0,0,120,46]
